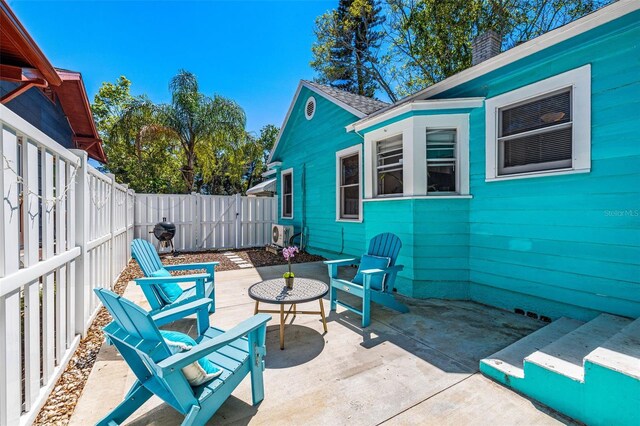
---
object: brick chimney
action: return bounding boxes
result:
[471,31,502,66]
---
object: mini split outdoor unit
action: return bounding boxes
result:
[271,224,294,247]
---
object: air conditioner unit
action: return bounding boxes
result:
[272,224,294,247]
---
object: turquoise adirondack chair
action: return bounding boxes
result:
[94,288,270,426]
[131,239,217,334]
[325,233,408,327]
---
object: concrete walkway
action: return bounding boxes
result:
[71,262,575,425]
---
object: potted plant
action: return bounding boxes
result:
[282,246,299,289]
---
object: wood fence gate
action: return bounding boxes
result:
[133,193,277,251]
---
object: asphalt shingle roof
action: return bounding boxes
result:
[304,81,389,116]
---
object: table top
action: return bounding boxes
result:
[248,278,329,304]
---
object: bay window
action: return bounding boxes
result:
[376,135,403,196]
[426,129,457,193]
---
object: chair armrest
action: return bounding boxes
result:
[151,298,212,324]
[134,273,209,285]
[323,258,359,266]
[360,265,404,276]
[165,262,218,272]
[158,313,271,373]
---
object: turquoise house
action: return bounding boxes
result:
[268,3,640,423]
[269,1,639,322]
[267,0,640,425]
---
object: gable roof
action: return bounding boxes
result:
[304,81,389,115]
[268,80,388,162]
[348,0,639,131]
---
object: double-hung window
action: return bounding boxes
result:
[426,129,457,193]
[486,65,591,180]
[498,89,572,175]
[376,135,403,196]
[336,146,361,221]
[281,169,293,218]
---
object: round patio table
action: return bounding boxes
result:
[248,278,328,350]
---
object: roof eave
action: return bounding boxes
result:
[0,0,62,86]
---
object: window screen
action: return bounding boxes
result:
[426,129,456,193]
[376,136,403,196]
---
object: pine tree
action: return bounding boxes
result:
[311,0,385,98]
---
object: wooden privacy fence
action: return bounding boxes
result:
[134,193,277,251]
[0,104,135,426]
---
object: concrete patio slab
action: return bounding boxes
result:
[71,262,575,425]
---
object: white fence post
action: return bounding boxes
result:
[70,149,91,336]
[235,193,242,249]
[0,125,22,425]
[107,173,116,286]
[192,192,200,249]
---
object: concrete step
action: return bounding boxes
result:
[481,317,584,378]
[585,316,640,380]
[525,313,633,382]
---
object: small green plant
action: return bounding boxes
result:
[283,271,295,279]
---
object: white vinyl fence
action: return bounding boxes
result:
[134,193,277,251]
[0,104,135,426]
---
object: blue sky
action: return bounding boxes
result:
[8,0,334,135]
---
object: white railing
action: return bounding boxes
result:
[0,103,275,425]
[0,104,135,426]
[134,193,277,251]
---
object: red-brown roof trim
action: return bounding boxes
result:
[54,69,107,163]
[0,0,61,86]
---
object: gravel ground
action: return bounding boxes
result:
[34,247,324,425]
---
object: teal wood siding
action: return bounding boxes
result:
[271,87,367,259]
[364,199,470,299]
[438,12,640,320]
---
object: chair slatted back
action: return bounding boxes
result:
[367,233,402,292]
[131,239,164,276]
[95,288,197,413]
[131,239,169,309]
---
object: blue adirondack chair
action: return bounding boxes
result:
[325,233,408,327]
[94,288,270,426]
[131,239,217,334]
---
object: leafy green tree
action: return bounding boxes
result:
[313,0,612,100]
[92,77,183,193]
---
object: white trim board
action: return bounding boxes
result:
[347,98,484,132]
[348,0,638,130]
[268,81,366,163]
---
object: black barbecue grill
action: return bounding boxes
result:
[151,217,176,254]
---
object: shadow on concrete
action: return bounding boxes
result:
[264,324,325,368]
[126,395,260,426]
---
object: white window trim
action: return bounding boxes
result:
[364,114,470,199]
[485,64,591,182]
[280,168,293,219]
[335,144,363,222]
